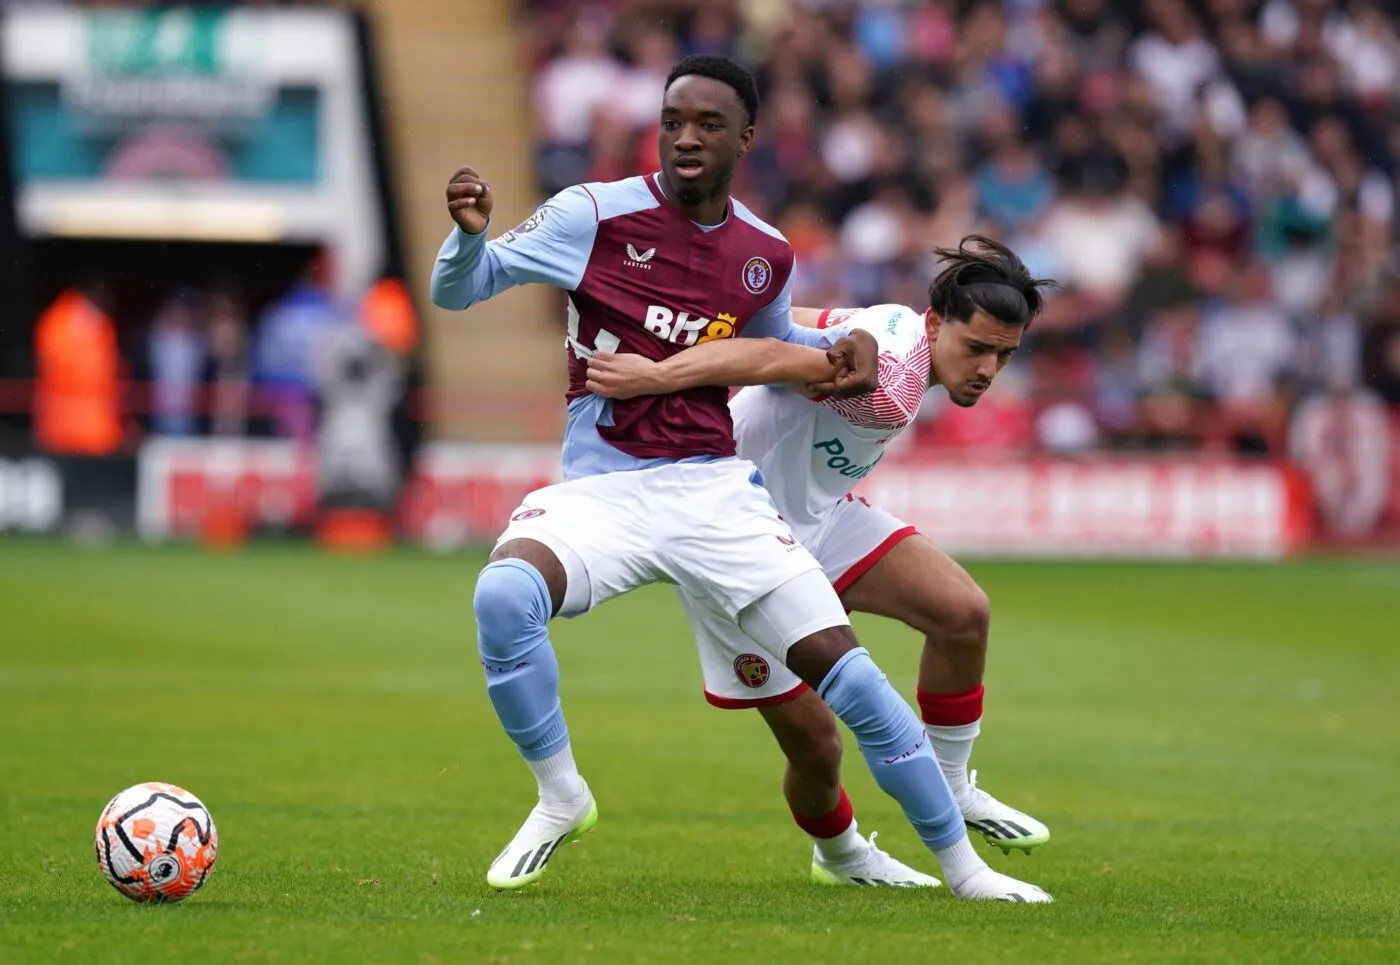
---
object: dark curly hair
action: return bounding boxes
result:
[665,54,760,127]
[928,235,1059,329]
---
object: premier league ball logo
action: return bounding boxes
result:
[515,208,547,234]
[742,256,772,295]
[502,206,547,244]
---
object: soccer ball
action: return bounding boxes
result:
[94,782,218,903]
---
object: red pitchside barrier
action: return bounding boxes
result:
[132,438,1321,559]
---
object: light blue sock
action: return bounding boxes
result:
[473,559,569,762]
[818,648,965,852]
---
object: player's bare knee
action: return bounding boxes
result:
[487,538,567,616]
[956,582,991,647]
[785,625,860,689]
[914,580,990,650]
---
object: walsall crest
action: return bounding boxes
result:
[742,256,772,295]
[733,653,771,689]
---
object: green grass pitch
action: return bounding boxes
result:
[1,541,1398,963]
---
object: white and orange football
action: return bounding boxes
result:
[94,782,218,903]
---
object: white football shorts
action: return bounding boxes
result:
[494,457,828,620]
[681,493,917,708]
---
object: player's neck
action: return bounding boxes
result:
[681,196,729,226]
[657,173,730,226]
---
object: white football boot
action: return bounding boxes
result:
[810,831,943,888]
[949,866,1053,903]
[486,778,598,890]
[960,770,1050,855]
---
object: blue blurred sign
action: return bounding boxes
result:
[5,7,320,186]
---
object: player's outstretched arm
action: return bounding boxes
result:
[430,168,597,311]
[791,307,826,329]
[586,330,878,400]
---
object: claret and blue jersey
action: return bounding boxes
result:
[431,172,829,480]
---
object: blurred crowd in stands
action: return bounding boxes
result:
[0,1,313,7]
[2,0,392,460]
[520,0,1400,455]
[22,264,418,457]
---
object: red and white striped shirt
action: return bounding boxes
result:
[817,306,932,431]
[731,304,932,538]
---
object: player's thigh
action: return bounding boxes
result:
[658,459,827,618]
[839,530,989,638]
[675,586,807,710]
[805,495,919,593]
[495,474,662,617]
[737,567,858,689]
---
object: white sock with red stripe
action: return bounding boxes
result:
[792,787,864,864]
[917,684,983,802]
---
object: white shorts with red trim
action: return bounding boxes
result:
[682,494,918,709]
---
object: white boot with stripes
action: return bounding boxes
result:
[810,831,943,888]
[486,778,598,890]
[959,770,1050,854]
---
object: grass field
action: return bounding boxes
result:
[1,541,1398,964]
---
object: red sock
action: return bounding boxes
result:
[917,683,984,727]
[791,787,854,839]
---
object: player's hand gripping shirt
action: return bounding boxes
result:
[730,304,932,537]
[431,174,829,480]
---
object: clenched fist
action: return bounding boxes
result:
[446,166,493,235]
[810,330,879,398]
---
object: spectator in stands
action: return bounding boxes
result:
[359,277,419,359]
[1133,302,1207,449]
[1233,97,1312,199]
[203,285,253,438]
[973,106,1052,233]
[1333,5,1400,107]
[1036,159,1161,311]
[778,198,842,307]
[251,255,351,444]
[533,16,620,195]
[1296,290,1362,396]
[1129,0,1222,148]
[612,29,677,132]
[681,3,738,58]
[1057,0,1131,70]
[146,287,204,437]
[1362,277,1400,405]
[33,281,122,456]
[1196,264,1297,452]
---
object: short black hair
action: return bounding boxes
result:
[928,235,1058,329]
[664,54,759,127]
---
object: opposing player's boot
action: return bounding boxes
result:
[948,866,1053,903]
[810,831,942,888]
[486,778,598,890]
[960,770,1050,855]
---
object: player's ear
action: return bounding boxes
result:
[925,309,943,342]
[737,126,754,156]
